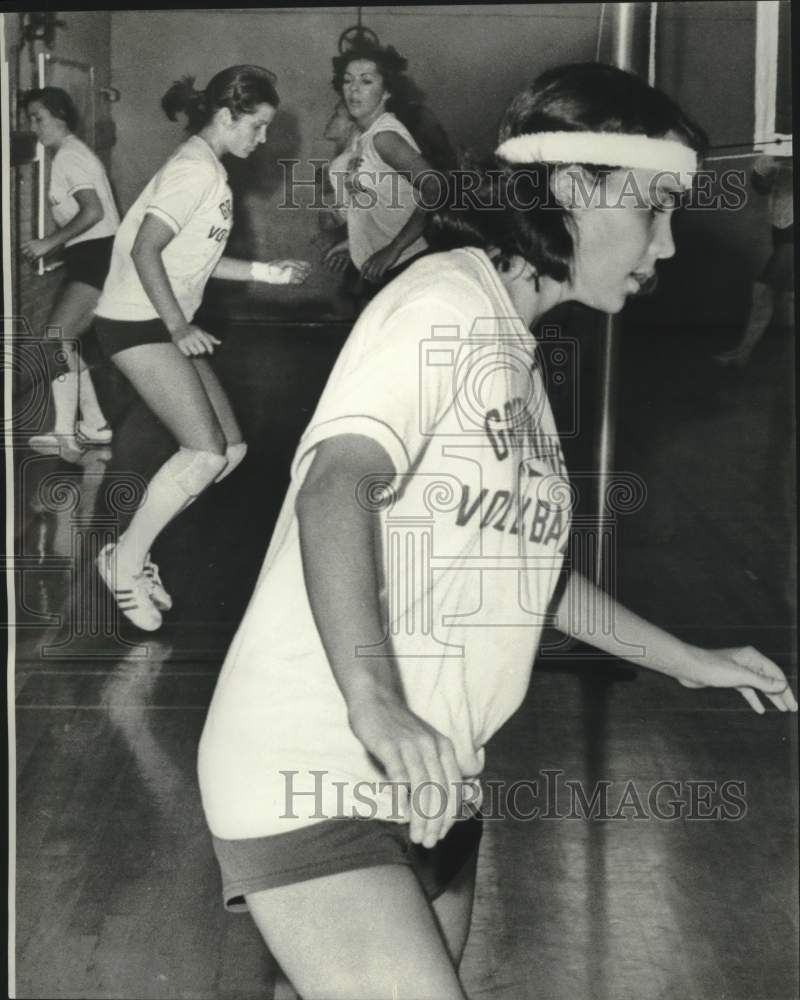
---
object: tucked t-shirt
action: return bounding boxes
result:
[49,134,119,246]
[198,248,572,839]
[96,135,232,322]
[329,111,428,271]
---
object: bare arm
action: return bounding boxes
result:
[360,132,438,281]
[130,213,219,356]
[21,188,103,260]
[295,434,478,844]
[212,256,311,284]
[553,570,797,713]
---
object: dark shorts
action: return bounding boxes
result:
[211,814,483,912]
[63,236,114,291]
[94,316,173,358]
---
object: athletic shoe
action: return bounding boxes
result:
[143,553,173,611]
[28,433,85,462]
[96,542,162,632]
[76,421,113,445]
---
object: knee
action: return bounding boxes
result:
[214,441,248,483]
[197,427,227,458]
[171,447,228,498]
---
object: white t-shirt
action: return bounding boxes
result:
[96,135,232,322]
[198,248,572,839]
[49,134,119,246]
[329,112,428,271]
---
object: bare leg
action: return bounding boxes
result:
[112,342,226,453]
[431,851,479,966]
[47,279,98,375]
[50,281,111,433]
[246,866,468,1000]
[268,856,477,1000]
[190,356,243,446]
[100,342,227,626]
[31,280,103,449]
[714,280,774,367]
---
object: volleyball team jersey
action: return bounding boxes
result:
[49,134,119,246]
[96,135,232,322]
[199,248,572,839]
[329,111,428,271]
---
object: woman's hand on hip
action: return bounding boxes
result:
[172,324,221,357]
[678,645,797,714]
[347,689,480,848]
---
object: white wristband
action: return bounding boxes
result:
[250,260,292,284]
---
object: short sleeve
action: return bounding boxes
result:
[58,149,97,196]
[291,298,463,487]
[145,157,215,234]
[370,115,421,156]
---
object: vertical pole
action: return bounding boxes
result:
[594,2,653,587]
[35,50,46,276]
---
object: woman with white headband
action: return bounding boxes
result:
[198,63,796,998]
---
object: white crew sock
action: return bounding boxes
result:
[78,367,108,429]
[115,447,226,574]
[51,371,79,435]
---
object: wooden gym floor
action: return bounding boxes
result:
[11,309,798,1000]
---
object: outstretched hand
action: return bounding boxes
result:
[678,645,797,714]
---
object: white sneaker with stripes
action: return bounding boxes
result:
[96,543,162,632]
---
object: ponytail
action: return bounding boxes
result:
[161,65,279,134]
[161,75,207,131]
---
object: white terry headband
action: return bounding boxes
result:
[495,131,698,188]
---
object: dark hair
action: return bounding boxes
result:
[161,65,279,133]
[331,43,414,115]
[22,87,79,133]
[428,63,709,282]
[332,44,458,171]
